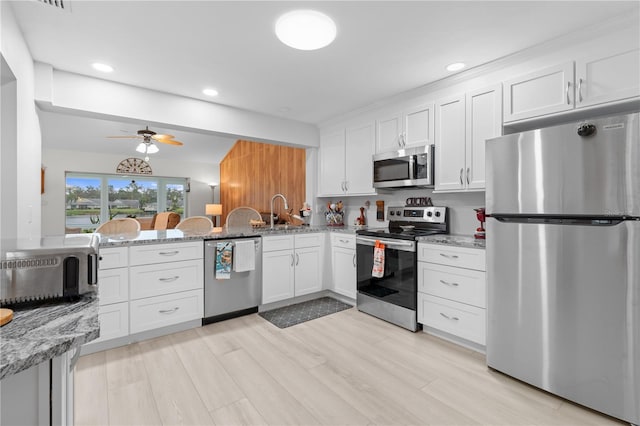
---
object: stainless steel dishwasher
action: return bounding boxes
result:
[203,237,262,324]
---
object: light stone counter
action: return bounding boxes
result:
[418,234,486,249]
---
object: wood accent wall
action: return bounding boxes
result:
[220,140,305,226]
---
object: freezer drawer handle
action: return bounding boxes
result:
[159,251,180,256]
[159,307,180,314]
[440,279,459,287]
[440,312,459,321]
[439,253,459,259]
[159,276,180,282]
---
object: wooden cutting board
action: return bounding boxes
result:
[0,308,13,326]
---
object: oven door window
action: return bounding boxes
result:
[374,158,410,182]
[356,244,416,310]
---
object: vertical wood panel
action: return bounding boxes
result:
[220,140,305,226]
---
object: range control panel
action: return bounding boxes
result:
[387,206,447,223]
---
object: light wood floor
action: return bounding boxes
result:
[75,308,624,426]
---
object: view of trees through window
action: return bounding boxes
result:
[66,173,188,232]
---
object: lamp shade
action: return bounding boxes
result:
[206,204,222,215]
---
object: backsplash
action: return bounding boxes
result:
[316,190,485,236]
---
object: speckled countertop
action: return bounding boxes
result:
[98,225,358,246]
[418,234,486,249]
[0,296,99,380]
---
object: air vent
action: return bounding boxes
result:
[35,0,71,11]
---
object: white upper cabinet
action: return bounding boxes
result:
[435,94,466,191]
[318,120,376,197]
[466,84,502,190]
[376,102,435,153]
[435,84,502,192]
[575,48,640,108]
[503,61,574,122]
[504,47,640,122]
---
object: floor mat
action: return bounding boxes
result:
[258,297,353,329]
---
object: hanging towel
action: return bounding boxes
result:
[215,242,233,279]
[372,240,385,278]
[233,239,256,272]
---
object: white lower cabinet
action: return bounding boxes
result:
[262,233,323,304]
[330,233,357,299]
[417,243,486,347]
[83,241,204,353]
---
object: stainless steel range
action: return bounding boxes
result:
[356,206,448,331]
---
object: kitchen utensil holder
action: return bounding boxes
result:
[325,210,344,226]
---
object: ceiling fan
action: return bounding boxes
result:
[107,126,184,160]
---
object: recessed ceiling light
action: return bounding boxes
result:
[275,10,337,51]
[92,62,114,73]
[446,62,466,72]
[203,88,219,97]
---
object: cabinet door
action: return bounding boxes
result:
[332,247,356,299]
[576,48,640,108]
[294,246,322,296]
[318,130,346,196]
[465,84,502,190]
[91,302,129,342]
[503,61,574,122]
[404,102,435,148]
[262,250,295,304]
[376,112,402,153]
[435,94,466,191]
[97,267,128,305]
[344,122,376,195]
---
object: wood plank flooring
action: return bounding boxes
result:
[74,308,624,426]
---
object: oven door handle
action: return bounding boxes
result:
[356,236,416,252]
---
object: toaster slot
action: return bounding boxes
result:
[63,256,80,297]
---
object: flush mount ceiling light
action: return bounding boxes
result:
[92,62,114,73]
[446,62,466,72]
[275,10,337,50]
[203,88,219,97]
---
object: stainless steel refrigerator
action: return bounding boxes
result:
[485,112,639,424]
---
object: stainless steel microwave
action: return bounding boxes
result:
[373,145,434,189]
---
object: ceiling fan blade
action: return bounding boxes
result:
[106,135,143,139]
[152,133,175,140]
[156,139,183,146]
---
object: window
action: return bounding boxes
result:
[65,172,188,232]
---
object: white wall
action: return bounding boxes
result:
[1,3,42,239]
[41,149,218,236]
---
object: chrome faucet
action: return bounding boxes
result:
[270,193,289,229]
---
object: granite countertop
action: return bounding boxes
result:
[98,225,359,246]
[418,234,486,249]
[0,296,99,380]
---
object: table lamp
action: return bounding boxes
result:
[206,204,223,227]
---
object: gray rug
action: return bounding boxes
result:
[259,297,353,329]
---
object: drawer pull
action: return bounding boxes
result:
[159,276,180,282]
[340,239,350,244]
[159,307,180,314]
[439,279,459,287]
[439,253,459,259]
[159,251,180,256]
[440,312,459,321]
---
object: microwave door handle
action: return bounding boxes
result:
[408,155,416,179]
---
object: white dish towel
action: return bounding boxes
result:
[233,240,256,272]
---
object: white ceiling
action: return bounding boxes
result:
[9,0,639,164]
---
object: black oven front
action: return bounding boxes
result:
[355,235,419,331]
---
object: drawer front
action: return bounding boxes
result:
[330,233,356,250]
[418,293,486,345]
[129,241,203,265]
[99,247,128,270]
[418,244,486,271]
[98,267,129,305]
[294,233,323,249]
[418,262,486,308]
[130,289,203,334]
[262,235,294,252]
[92,302,129,343]
[130,259,203,300]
